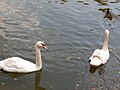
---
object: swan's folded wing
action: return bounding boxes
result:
[5,58,21,69]
[3,57,36,72]
[89,49,101,60]
[98,50,110,64]
[90,50,109,64]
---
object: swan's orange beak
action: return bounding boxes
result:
[42,44,48,49]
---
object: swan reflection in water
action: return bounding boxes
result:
[35,71,45,90]
[89,64,105,75]
[3,71,45,90]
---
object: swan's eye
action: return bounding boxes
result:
[41,43,48,49]
[41,43,45,46]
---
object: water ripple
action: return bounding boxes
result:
[0,0,120,90]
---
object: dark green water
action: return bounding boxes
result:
[0,0,120,90]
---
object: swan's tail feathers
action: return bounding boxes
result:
[0,60,4,69]
[89,57,102,66]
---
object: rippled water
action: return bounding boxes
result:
[0,0,120,90]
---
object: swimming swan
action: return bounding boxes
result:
[0,41,48,73]
[89,29,110,66]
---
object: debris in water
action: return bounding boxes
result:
[1,82,5,86]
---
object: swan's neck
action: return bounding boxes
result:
[35,45,42,70]
[102,32,109,50]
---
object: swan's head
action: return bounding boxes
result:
[36,41,48,49]
[105,29,109,35]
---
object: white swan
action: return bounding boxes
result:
[89,29,110,66]
[0,41,48,73]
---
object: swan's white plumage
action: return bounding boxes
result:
[89,29,110,66]
[89,49,109,66]
[2,57,36,73]
[0,41,47,73]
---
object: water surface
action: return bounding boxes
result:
[0,0,120,90]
